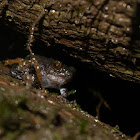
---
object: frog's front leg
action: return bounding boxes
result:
[60,88,68,98]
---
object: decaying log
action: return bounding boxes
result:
[0,63,131,140]
[0,0,140,83]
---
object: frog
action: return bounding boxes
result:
[4,55,75,97]
[4,6,75,97]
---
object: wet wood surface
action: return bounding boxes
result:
[0,0,140,83]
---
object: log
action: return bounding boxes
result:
[0,0,140,83]
[0,63,131,140]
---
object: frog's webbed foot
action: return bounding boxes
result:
[60,88,68,98]
[4,55,45,90]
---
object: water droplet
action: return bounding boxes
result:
[96,1,100,5]
[73,108,76,110]
[15,100,19,104]
[23,61,26,66]
[64,29,67,34]
[101,32,105,36]
[10,82,16,86]
[51,10,55,13]
[36,66,40,69]
[91,28,97,32]
[112,39,118,44]
[0,87,5,91]
[109,74,113,77]
[26,75,30,80]
[35,124,40,129]
[86,6,90,10]
[75,19,79,24]
[32,75,35,81]
[93,124,96,127]
[121,134,126,137]
[119,18,123,22]
[126,28,130,31]
[127,5,131,9]
[115,39,118,43]
[79,13,83,17]
[104,14,109,18]
[111,129,115,133]
[94,119,99,122]
[48,100,55,105]
[41,95,44,99]
[123,3,127,7]
[32,57,36,61]
[105,6,108,10]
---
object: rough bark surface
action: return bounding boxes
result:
[0,0,140,83]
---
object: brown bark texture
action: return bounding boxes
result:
[0,0,140,83]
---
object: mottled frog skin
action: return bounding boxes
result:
[9,55,75,97]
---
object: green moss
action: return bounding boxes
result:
[133,53,140,58]
[79,120,88,134]
[0,94,26,128]
[68,89,76,96]
[5,131,21,140]
[123,70,133,75]
[0,93,34,139]
[53,132,62,140]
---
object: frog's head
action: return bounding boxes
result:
[41,59,75,89]
[51,60,75,77]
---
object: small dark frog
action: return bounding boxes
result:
[4,55,75,97]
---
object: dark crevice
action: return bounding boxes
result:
[18,102,47,119]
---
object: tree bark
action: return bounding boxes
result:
[0,0,140,83]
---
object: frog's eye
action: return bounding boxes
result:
[52,61,62,70]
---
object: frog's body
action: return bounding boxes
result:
[36,56,74,89]
[6,55,75,97]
